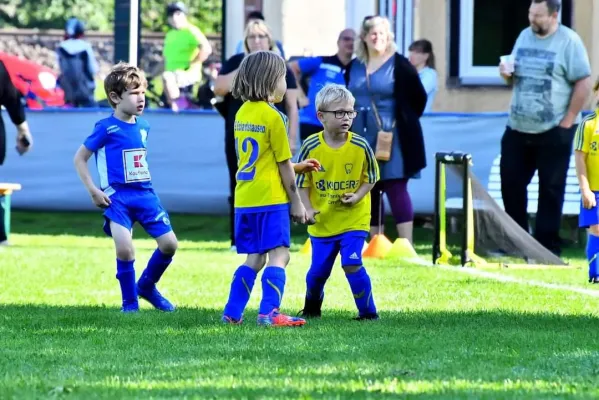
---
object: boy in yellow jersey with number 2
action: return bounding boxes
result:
[575,77,599,283]
[222,51,320,326]
[297,84,380,320]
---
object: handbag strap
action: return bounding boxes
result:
[365,71,396,131]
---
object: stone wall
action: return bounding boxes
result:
[0,29,222,79]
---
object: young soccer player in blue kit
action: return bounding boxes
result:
[221,51,320,326]
[74,62,178,313]
[296,84,380,320]
[575,77,599,283]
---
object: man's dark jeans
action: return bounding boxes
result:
[499,124,576,255]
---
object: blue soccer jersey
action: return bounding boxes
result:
[83,115,152,192]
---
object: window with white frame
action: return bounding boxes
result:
[450,0,572,85]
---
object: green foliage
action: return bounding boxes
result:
[0,0,222,33]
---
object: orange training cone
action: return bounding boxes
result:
[363,234,393,259]
[299,238,311,255]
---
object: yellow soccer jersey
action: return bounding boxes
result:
[296,131,380,237]
[574,110,599,191]
[234,101,293,211]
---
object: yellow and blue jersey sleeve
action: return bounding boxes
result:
[354,135,380,184]
[575,115,594,153]
[575,112,599,191]
[296,134,320,188]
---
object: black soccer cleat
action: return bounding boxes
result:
[298,296,323,318]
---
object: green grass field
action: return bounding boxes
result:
[2,211,599,399]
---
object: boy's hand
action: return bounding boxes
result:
[294,158,321,174]
[582,188,596,209]
[90,188,111,208]
[306,208,320,225]
[340,192,361,206]
[290,200,307,224]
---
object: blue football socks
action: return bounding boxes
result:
[223,265,258,320]
[138,248,173,290]
[305,263,332,301]
[587,234,599,282]
[345,267,377,316]
[258,266,286,315]
[116,259,137,310]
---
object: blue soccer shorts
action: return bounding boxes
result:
[102,188,173,238]
[310,231,368,271]
[234,205,291,255]
[579,191,599,228]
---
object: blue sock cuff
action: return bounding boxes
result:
[263,266,286,281]
[155,249,173,261]
[236,265,258,279]
[117,259,135,273]
[345,266,366,277]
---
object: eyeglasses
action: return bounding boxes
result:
[320,110,358,119]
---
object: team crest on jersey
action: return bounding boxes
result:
[140,129,148,145]
[344,163,353,174]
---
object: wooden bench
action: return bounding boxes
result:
[445,155,581,239]
[0,183,22,243]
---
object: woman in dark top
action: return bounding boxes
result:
[214,20,298,250]
[0,60,33,244]
[344,16,427,244]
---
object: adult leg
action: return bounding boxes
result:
[499,127,537,233]
[225,133,238,247]
[369,181,385,237]
[535,125,575,254]
[383,178,414,243]
[0,195,7,243]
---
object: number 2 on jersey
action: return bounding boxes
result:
[236,137,259,181]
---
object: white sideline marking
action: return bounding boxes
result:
[434,263,599,298]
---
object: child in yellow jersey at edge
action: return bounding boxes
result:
[296,83,381,320]
[575,76,599,283]
[222,51,320,326]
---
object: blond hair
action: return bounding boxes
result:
[104,62,147,108]
[243,19,281,56]
[231,51,286,102]
[315,84,355,111]
[356,16,397,63]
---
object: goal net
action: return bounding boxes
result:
[433,152,566,267]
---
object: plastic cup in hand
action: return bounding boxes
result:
[500,55,515,74]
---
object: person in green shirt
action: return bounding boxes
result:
[162,2,212,111]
